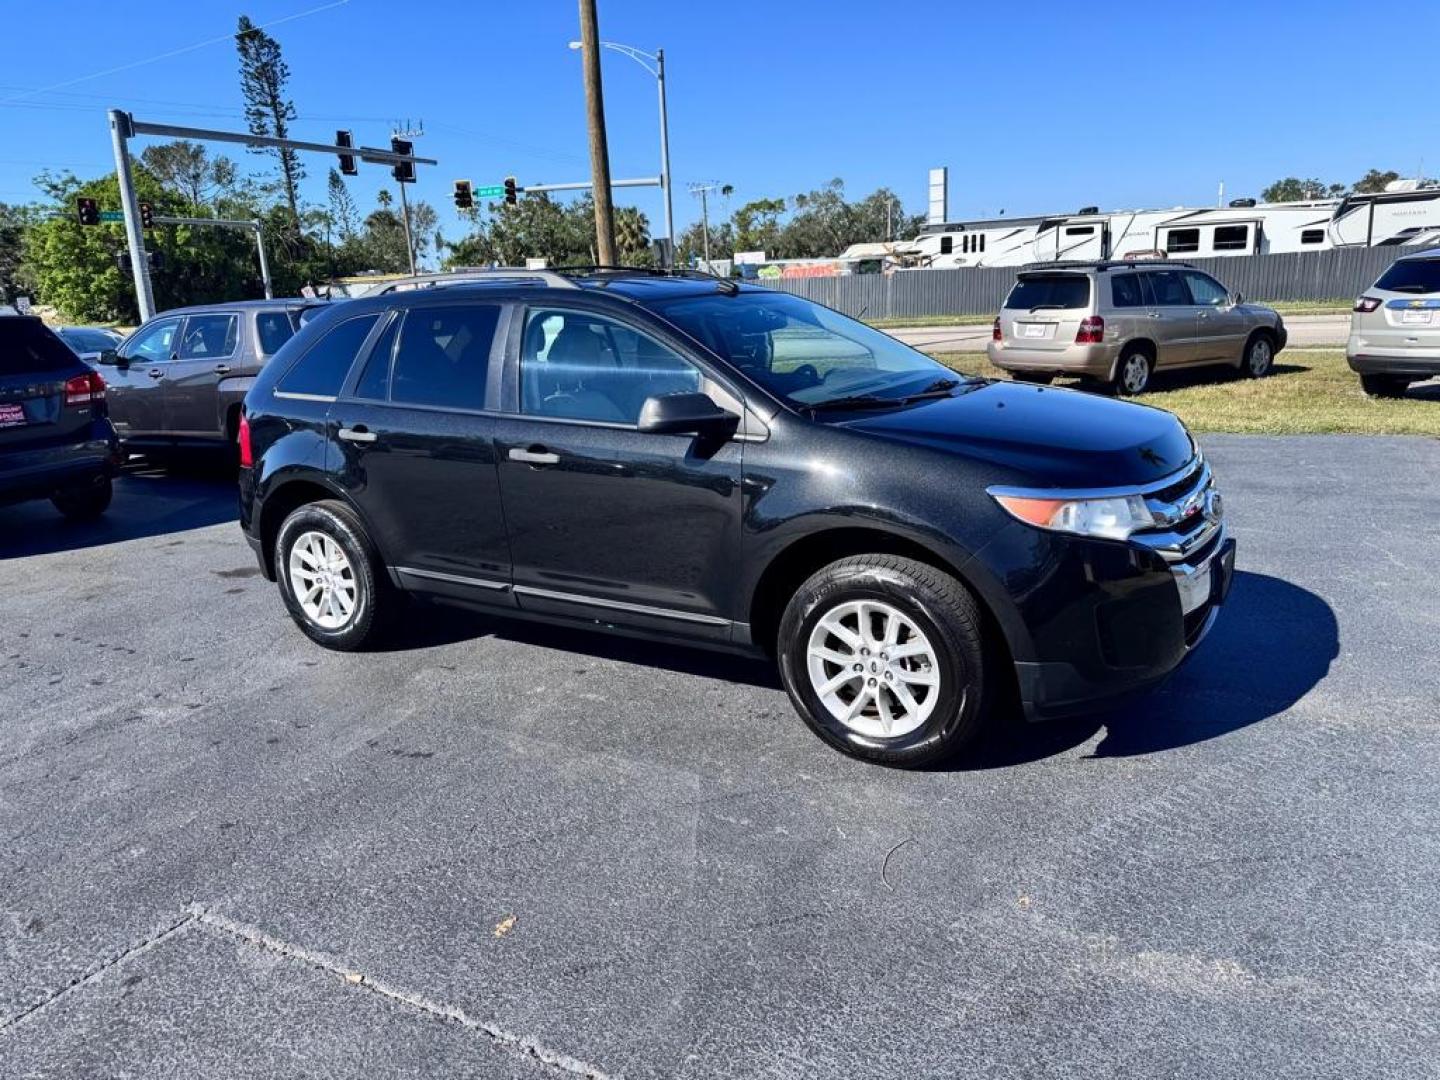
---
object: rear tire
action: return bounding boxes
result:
[1112,347,1153,396]
[1359,373,1410,398]
[275,499,395,650]
[1011,372,1054,385]
[776,555,990,768]
[51,474,112,521]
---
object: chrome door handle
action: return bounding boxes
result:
[509,447,559,465]
[1197,312,1211,320]
[1146,312,1163,319]
[213,363,231,374]
[338,427,377,444]
[147,368,164,378]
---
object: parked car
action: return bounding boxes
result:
[1,315,120,520]
[56,325,125,364]
[1348,250,1440,396]
[98,299,327,458]
[987,261,1287,394]
[238,269,1235,767]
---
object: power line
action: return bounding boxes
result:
[0,0,351,107]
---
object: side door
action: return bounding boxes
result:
[328,301,515,604]
[107,315,182,439]
[491,305,745,643]
[1183,270,1247,363]
[164,311,240,438]
[1140,270,1200,368]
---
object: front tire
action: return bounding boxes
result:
[776,555,989,767]
[1359,373,1410,398]
[51,474,112,520]
[275,500,394,650]
[1243,333,1275,378]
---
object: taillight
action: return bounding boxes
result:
[237,412,253,468]
[63,371,106,406]
[1075,315,1105,344]
[992,317,1002,342]
[1353,296,1382,313]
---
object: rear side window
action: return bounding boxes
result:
[389,304,499,410]
[1111,275,1144,308]
[178,314,238,359]
[256,311,297,356]
[1374,259,1440,294]
[0,318,77,374]
[1146,270,1193,306]
[277,314,380,397]
[1005,275,1091,311]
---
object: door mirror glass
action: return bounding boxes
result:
[97,348,120,366]
[637,392,738,436]
[1231,291,1244,306]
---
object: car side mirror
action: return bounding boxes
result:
[637,392,738,437]
[1231,291,1244,306]
[97,348,121,366]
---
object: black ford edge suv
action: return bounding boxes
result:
[238,269,1235,767]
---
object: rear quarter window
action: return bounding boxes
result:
[276,313,380,397]
[1,318,78,374]
[1005,275,1091,311]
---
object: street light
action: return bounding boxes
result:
[568,39,673,262]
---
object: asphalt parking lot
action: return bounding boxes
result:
[1,436,1437,1079]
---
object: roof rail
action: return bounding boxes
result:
[554,264,725,282]
[1019,259,1194,272]
[362,269,579,295]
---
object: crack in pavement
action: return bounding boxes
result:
[1,904,621,1080]
[185,904,620,1080]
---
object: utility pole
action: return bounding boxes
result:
[656,48,673,260]
[392,121,423,275]
[578,0,616,264]
[688,182,727,268]
[108,109,155,321]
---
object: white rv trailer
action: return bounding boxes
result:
[909,183,1440,268]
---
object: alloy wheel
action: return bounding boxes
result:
[288,530,358,630]
[805,599,942,739]
[1248,339,1273,376]
[1122,354,1149,393]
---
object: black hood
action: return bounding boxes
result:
[839,380,1194,488]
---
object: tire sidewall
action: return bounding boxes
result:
[275,502,379,649]
[778,564,981,765]
[52,474,112,519]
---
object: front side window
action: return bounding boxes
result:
[653,291,965,411]
[1213,225,1250,251]
[178,314,238,360]
[256,311,297,356]
[1165,228,1200,254]
[1183,272,1229,306]
[277,313,380,397]
[389,304,498,410]
[122,316,182,363]
[520,309,701,424]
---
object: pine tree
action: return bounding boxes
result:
[236,14,304,225]
[327,168,360,242]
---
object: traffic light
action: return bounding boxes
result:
[336,130,357,176]
[391,138,414,184]
[504,176,518,206]
[453,180,473,210]
[76,197,99,226]
[139,201,154,229]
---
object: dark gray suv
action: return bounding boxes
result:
[100,299,326,456]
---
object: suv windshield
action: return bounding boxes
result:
[1005,274,1091,311]
[652,291,968,409]
[1374,258,1440,294]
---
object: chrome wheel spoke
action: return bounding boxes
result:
[289,530,358,630]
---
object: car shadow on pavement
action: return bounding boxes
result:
[0,464,238,560]
[967,570,1339,768]
[383,600,784,690]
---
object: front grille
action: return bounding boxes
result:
[1130,457,1221,566]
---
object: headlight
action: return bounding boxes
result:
[990,490,1155,541]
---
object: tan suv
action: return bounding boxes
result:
[986,261,1287,394]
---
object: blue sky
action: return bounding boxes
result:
[1,0,1435,245]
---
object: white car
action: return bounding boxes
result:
[1348,251,1440,397]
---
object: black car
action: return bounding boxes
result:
[238,269,1235,767]
[1,316,120,520]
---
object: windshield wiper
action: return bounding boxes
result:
[814,378,962,412]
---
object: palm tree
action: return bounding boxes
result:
[615,206,650,264]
